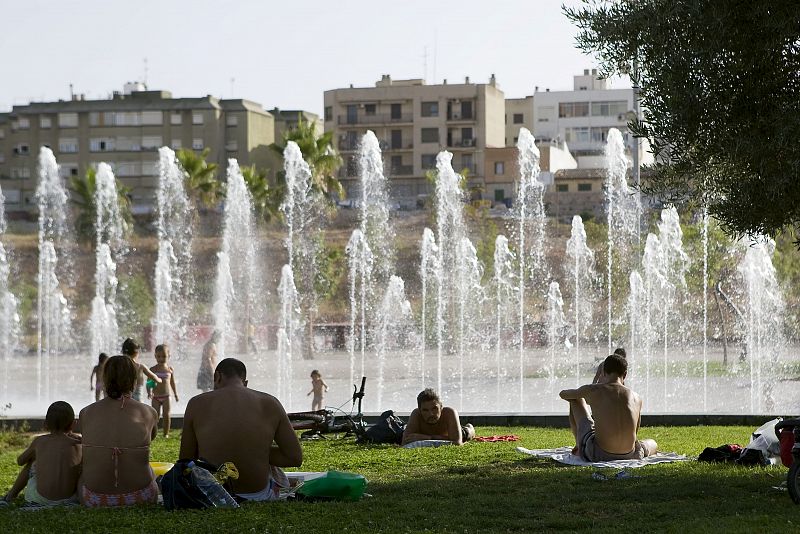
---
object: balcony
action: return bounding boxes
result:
[391,165,414,176]
[447,138,477,148]
[388,142,414,151]
[446,112,475,121]
[337,113,414,126]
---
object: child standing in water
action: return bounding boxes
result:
[89,353,108,401]
[307,370,328,411]
[147,344,179,438]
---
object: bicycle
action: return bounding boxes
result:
[288,377,368,441]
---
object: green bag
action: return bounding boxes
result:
[296,471,367,501]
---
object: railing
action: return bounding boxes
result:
[446,113,475,121]
[337,113,414,125]
[447,138,477,148]
[391,165,414,176]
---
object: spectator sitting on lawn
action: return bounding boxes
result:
[180,358,303,502]
[401,388,475,446]
[1,401,82,507]
[560,353,658,462]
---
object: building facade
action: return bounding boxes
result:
[506,70,650,170]
[323,74,506,202]
[0,85,275,213]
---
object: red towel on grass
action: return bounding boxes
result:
[472,435,520,442]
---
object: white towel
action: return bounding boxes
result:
[516,446,687,468]
[403,439,454,449]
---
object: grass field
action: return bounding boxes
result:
[0,426,795,533]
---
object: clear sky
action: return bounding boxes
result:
[0,0,627,115]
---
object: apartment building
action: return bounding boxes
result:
[323,74,505,201]
[269,108,322,143]
[505,70,650,169]
[0,84,275,213]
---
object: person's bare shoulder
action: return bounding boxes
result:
[441,406,458,418]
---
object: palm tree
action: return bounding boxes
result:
[241,164,283,223]
[176,147,222,209]
[270,115,344,199]
[69,167,133,244]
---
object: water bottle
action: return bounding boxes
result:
[186,461,239,508]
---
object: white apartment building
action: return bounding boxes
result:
[324,74,506,202]
[506,69,651,169]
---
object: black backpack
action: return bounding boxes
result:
[161,458,236,510]
[357,410,406,445]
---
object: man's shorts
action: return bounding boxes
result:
[576,418,645,462]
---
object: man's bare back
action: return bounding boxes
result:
[179,360,302,495]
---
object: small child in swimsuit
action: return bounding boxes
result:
[307,369,328,411]
[1,401,82,507]
[147,344,179,438]
[89,353,108,402]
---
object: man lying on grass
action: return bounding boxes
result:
[560,354,657,461]
[401,388,475,446]
[180,358,302,501]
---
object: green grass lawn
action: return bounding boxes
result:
[0,426,795,533]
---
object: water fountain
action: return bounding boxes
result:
[420,227,441,392]
[89,163,126,360]
[153,147,193,353]
[565,215,597,385]
[277,264,301,408]
[211,159,265,360]
[358,131,395,286]
[492,235,515,405]
[35,148,72,401]
[346,229,373,386]
[375,275,411,410]
[0,186,20,399]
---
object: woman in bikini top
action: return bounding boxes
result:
[78,356,159,507]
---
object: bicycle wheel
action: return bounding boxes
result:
[789,460,800,504]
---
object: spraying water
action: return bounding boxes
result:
[604,128,639,349]
[376,275,411,410]
[0,186,20,398]
[492,235,515,405]
[36,148,71,401]
[346,229,373,386]
[546,282,566,399]
[455,237,483,410]
[277,264,301,409]
[515,128,544,410]
[212,159,263,360]
[358,131,395,285]
[154,147,193,353]
[566,215,596,384]
[90,163,126,360]
[420,228,441,391]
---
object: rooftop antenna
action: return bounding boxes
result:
[69,83,74,99]
[143,57,148,89]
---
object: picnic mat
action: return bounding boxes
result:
[516,446,688,468]
[403,440,453,449]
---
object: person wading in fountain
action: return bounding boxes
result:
[401,388,475,446]
[560,353,658,462]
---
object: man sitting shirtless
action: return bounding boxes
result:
[179,358,302,501]
[401,388,475,446]
[559,353,657,461]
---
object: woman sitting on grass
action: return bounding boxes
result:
[78,355,159,507]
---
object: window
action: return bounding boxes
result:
[421,127,439,143]
[58,138,78,153]
[14,143,30,155]
[558,102,589,118]
[40,117,52,129]
[11,167,31,179]
[578,183,592,192]
[116,136,140,151]
[2,189,20,203]
[565,127,590,143]
[494,189,505,202]
[112,112,141,126]
[58,112,78,127]
[591,127,612,143]
[171,113,182,125]
[461,153,473,173]
[591,100,628,117]
[556,184,568,192]
[494,161,505,175]
[513,113,523,124]
[226,115,238,127]
[324,106,332,121]
[391,130,402,149]
[142,161,157,176]
[421,153,437,169]
[141,111,162,125]
[141,135,162,150]
[192,138,204,150]
[391,103,402,120]
[225,140,238,151]
[461,127,473,140]
[171,139,182,150]
[90,138,115,152]
[58,165,78,179]
[346,105,357,124]
[421,101,439,117]
[89,112,100,126]
[18,117,30,129]
[364,104,376,116]
[192,113,204,125]
[390,155,402,171]
[461,101,473,119]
